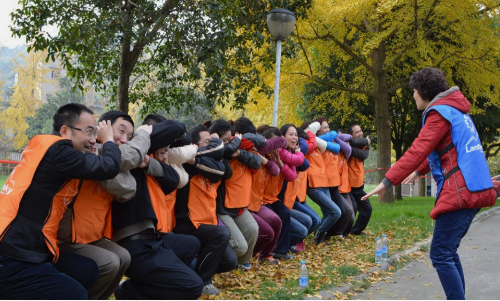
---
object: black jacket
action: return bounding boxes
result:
[0,138,121,263]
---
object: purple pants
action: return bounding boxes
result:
[250,205,282,259]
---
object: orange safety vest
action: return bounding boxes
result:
[66,180,114,244]
[248,164,270,212]
[295,170,308,203]
[188,174,220,229]
[306,148,329,188]
[262,172,284,205]
[323,150,341,187]
[283,177,297,209]
[146,175,177,233]
[348,147,366,188]
[224,158,252,208]
[0,135,79,262]
[338,152,351,194]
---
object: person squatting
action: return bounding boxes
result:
[0,101,376,299]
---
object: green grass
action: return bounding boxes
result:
[0,175,7,187]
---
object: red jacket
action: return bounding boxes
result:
[385,87,496,219]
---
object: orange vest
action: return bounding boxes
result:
[295,171,308,203]
[338,152,351,194]
[348,149,366,188]
[146,175,177,233]
[248,165,270,212]
[323,150,341,187]
[188,174,220,229]
[262,172,284,205]
[0,135,79,262]
[306,148,329,188]
[224,158,252,208]
[283,179,297,209]
[67,180,114,244]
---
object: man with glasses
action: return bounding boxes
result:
[57,110,153,299]
[0,103,121,299]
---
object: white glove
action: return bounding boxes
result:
[307,122,321,135]
[315,137,327,153]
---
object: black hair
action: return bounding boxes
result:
[53,103,94,132]
[258,125,281,140]
[300,121,311,130]
[280,124,297,137]
[99,110,134,127]
[409,68,449,101]
[208,119,232,137]
[347,123,359,135]
[190,124,209,144]
[314,116,328,126]
[296,127,308,140]
[234,117,256,134]
[142,113,167,126]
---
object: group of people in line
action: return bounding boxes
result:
[0,103,372,300]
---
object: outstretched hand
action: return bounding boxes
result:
[362,182,386,201]
[402,171,419,184]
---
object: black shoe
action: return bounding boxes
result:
[272,252,294,260]
[313,231,328,245]
[351,231,367,236]
[114,281,129,300]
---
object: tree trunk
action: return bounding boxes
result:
[394,143,403,200]
[372,44,394,203]
[419,176,426,197]
[117,5,132,113]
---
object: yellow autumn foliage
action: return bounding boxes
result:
[0,50,54,150]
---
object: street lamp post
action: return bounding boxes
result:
[266,8,296,127]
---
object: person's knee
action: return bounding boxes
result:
[114,246,131,270]
[231,238,248,257]
[184,276,204,300]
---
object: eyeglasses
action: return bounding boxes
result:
[68,125,98,138]
[197,138,212,145]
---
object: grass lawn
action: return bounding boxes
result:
[0,175,7,187]
[211,193,499,300]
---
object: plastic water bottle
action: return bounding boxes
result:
[375,237,382,264]
[381,234,388,261]
[298,260,308,289]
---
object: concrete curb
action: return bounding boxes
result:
[306,206,500,300]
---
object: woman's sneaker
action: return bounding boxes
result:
[259,256,277,264]
[202,284,220,296]
[272,252,294,261]
[238,263,252,270]
[291,241,305,252]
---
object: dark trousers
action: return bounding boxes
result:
[54,250,100,290]
[250,206,282,259]
[266,201,291,254]
[174,223,236,285]
[0,254,92,299]
[118,233,203,299]
[430,208,479,300]
[350,186,373,234]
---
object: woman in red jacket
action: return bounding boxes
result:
[364,68,497,300]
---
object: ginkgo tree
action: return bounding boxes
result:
[271,0,500,202]
[0,50,54,149]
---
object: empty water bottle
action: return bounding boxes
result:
[381,234,388,261]
[375,237,382,264]
[298,260,308,289]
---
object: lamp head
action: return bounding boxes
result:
[266,8,296,41]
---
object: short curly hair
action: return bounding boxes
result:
[409,68,449,101]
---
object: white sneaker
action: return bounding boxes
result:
[202,284,220,296]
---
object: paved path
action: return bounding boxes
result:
[353,209,500,300]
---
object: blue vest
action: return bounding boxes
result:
[422,105,492,199]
